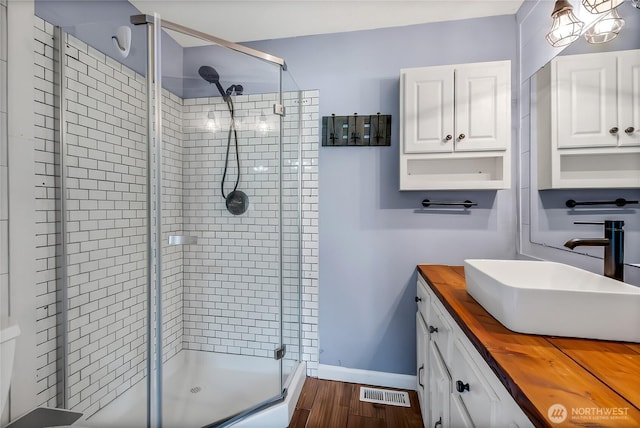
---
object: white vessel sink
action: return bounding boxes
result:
[463,259,640,342]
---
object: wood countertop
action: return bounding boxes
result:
[418,265,640,428]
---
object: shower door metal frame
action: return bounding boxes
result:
[133,12,296,428]
[53,25,70,411]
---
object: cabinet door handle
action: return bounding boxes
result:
[609,127,619,135]
[418,364,425,388]
[434,416,442,428]
[429,325,438,334]
[625,127,635,135]
[445,134,453,141]
[456,380,470,393]
[458,133,466,140]
[415,296,422,303]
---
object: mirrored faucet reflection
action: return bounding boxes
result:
[564,220,624,282]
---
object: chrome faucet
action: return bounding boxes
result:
[564,220,624,281]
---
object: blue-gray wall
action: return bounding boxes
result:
[248,15,519,375]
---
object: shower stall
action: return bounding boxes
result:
[32,9,311,428]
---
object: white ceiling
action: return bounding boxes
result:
[130,0,525,46]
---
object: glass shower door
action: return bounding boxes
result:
[148,13,291,426]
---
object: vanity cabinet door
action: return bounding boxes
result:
[417,275,430,321]
[428,343,450,428]
[450,338,499,428]
[449,395,474,428]
[417,312,430,425]
[428,298,453,363]
[618,49,640,147]
[554,52,618,149]
[402,65,455,154]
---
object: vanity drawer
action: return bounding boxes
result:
[450,337,499,428]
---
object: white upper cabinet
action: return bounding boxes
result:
[618,49,640,147]
[553,49,640,149]
[400,60,511,190]
[402,66,454,154]
[454,62,510,152]
[537,49,640,189]
[554,52,618,148]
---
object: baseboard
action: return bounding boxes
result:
[318,364,416,391]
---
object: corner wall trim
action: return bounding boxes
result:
[318,364,416,391]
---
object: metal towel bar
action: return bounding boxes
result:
[565,198,638,208]
[421,199,477,208]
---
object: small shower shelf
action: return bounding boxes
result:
[168,235,198,245]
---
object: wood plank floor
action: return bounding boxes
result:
[289,378,424,428]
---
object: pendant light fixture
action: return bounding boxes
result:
[584,8,625,43]
[546,0,585,47]
[581,0,624,14]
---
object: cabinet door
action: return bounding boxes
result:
[429,343,450,428]
[618,49,640,147]
[402,66,454,154]
[428,299,453,363]
[450,338,498,428]
[449,395,474,428]
[554,53,618,148]
[454,61,510,152]
[417,313,430,425]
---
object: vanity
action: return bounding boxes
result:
[415,264,640,428]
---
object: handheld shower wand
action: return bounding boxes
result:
[198,65,248,215]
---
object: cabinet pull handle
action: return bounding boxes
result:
[415,296,422,303]
[445,134,452,141]
[625,127,635,135]
[434,416,442,428]
[609,127,619,135]
[456,380,470,393]
[429,326,438,334]
[458,133,466,140]
[418,364,425,388]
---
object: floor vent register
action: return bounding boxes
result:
[359,386,411,407]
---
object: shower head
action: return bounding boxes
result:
[198,65,227,99]
[198,65,219,84]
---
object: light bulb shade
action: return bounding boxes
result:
[581,0,624,14]
[546,1,585,47]
[584,9,625,43]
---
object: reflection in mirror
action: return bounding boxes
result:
[527,4,640,265]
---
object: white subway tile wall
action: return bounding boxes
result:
[32,15,319,416]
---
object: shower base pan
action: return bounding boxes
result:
[76,350,304,428]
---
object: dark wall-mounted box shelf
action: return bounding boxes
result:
[322,114,391,146]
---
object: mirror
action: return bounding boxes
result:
[526,5,640,264]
